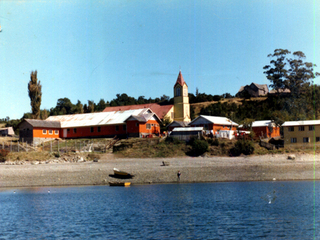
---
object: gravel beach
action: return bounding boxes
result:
[0,153,319,188]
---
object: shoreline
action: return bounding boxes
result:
[0,153,319,188]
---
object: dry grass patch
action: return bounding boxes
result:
[114,138,189,158]
[6,151,53,162]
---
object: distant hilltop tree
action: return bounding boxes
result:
[28,70,42,119]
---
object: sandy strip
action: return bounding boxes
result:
[0,154,319,188]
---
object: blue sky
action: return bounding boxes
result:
[0,0,319,119]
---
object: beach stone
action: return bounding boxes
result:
[288,154,296,160]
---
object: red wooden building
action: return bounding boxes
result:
[188,115,238,133]
[239,120,280,139]
[19,109,161,144]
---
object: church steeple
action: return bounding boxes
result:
[174,71,187,88]
[173,71,191,122]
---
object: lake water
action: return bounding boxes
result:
[0,181,318,239]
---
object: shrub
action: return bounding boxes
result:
[230,139,254,156]
[165,137,183,144]
[190,139,209,156]
[208,138,219,146]
[87,153,100,160]
[0,149,9,162]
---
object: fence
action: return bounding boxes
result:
[0,138,119,153]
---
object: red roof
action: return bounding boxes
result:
[174,71,187,87]
[103,103,173,119]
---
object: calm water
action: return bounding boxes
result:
[0,181,319,239]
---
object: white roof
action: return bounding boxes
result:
[251,120,273,127]
[189,115,238,126]
[282,120,320,127]
[46,109,155,128]
[172,127,203,132]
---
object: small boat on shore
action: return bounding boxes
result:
[113,168,131,176]
[109,182,131,187]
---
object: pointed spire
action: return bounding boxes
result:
[174,70,187,87]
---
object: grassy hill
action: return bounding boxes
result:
[190,97,267,117]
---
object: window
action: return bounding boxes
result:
[115,125,119,131]
[183,87,187,96]
[298,126,305,131]
[73,128,77,134]
[288,127,294,132]
[136,123,139,127]
[55,130,59,135]
[309,126,315,131]
[303,137,310,143]
[42,129,47,134]
[316,137,320,142]
[67,129,70,133]
[146,124,151,129]
[291,138,297,143]
[48,130,53,135]
[123,125,127,131]
[90,127,94,133]
[97,127,101,132]
[176,87,181,96]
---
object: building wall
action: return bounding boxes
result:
[60,120,160,139]
[33,127,60,138]
[283,125,320,145]
[163,107,174,122]
[19,121,34,143]
[252,126,280,138]
[62,124,128,139]
[174,84,191,122]
[189,122,237,132]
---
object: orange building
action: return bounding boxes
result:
[188,115,238,133]
[18,119,61,144]
[250,120,280,139]
[19,108,161,144]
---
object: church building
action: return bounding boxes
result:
[173,71,191,122]
[103,70,191,124]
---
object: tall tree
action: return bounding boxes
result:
[285,51,320,98]
[87,100,95,113]
[263,49,290,95]
[28,70,42,119]
[75,100,84,113]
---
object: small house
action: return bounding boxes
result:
[188,115,238,137]
[239,120,280,139]
[0,127,15,137]
[236,83,269,97]
[169,127,203,142]
[167,121,189,132]
[18,119,61,144]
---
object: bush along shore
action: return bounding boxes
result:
[2,136,320,164]
[0,137,319,188]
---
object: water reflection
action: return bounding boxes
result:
[0,182,318,239]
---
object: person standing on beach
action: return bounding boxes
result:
[177,171,181,181]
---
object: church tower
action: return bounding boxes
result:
[174,71,191,122]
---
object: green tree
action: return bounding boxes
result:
[40,109,48,120]
[87,100,95,113]
[75,100,84,114]
[28,70,42,119]
[263,49,290,95]
[285,51,320,98]
[95,99,108,112]
[160,115,172,133]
